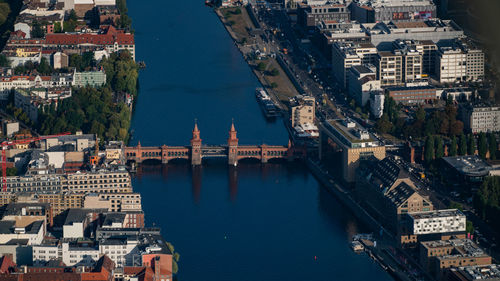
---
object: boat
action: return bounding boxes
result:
[205,0,214,6]
[351,240,364,252]
[255,88,280,118]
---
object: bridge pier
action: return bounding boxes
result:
[191,122,202,166]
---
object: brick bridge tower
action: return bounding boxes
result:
[190,121,202,165]
[227,120,239,166]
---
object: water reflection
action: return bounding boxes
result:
[317,185,367,241]
[228,166,238,202]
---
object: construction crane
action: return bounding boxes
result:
[1,132,71,192]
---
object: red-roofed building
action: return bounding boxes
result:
[45,26,135,60]
[0,256,16,274]
[142,254,172,281]
[123,266,155,281]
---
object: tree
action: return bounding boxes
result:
[459,133,467,155]
[68,9,78,21]
[54,22,62,33]
[435,135,444,159]
[257,62,266,72]
[478,132,488,159]
[416,106,426,122]
[31,20,45,38]
[69,53,83,71]
[489,133,498,160]
[424,135,435,164]
[36,57,52,74]
[450,135,458,156]
[0,54,9,67]
[466,221,474,234]
[468,134,476,155]
[269,68,279,76]
[376,114,393,134]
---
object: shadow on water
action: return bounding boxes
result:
[135,162,310,204]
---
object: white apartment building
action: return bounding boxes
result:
[436,46,466,83]
[62,242,100,266]
[464,106,500,133]
[376,51,403,86]
[99,237,139,267]
[370,92,385,118]
[332,42,377,89]
[408,209,466,235]
[32,244,59,265]
[348,65,381,106]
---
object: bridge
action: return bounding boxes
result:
[124,122,306,166]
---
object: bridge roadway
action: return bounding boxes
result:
[124,123,306,166]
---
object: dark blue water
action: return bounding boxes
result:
[128,0,394,280]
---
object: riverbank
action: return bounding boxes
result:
[214,7,299,110]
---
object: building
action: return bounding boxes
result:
[41,133,97,152]
[460,106,500,134]
[4,169,132,194]
[332,42,377,88]
[350,0,436,23]
[370,92,384,118]
[392,39,429,82]
[365,20,463,49]
[439,88,473,102]
[385,85,436,104]
[446,264,500,281]
[14,87,72,121]
[0,75,53,99]
[36,192,86,217]
[319,118,386,182]
[64,168,132,193]
[44,25,135,60]
[2,121,19,137]
[408,209,466,235]
[52,51,69,69]
[420,239,491,279]
[289,95,315,128]
[441,156,492,187]
[10,254,115,279]
[298,2,350,29]
[436,45,466,84]
[348,64,380,106]
[73,70,107,87]
[84,193,142,212]
[399,209,467,246]
[355,156,433,233]
[376,51,403,87]
[436,39,484,83]
[33,227,172,272]
[314,21,370,59]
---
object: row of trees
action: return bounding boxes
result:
[376,97,464,139]
[423,132,498,164]
[0,54,9,67]
[474,176,500,235]
[116,0,132,29]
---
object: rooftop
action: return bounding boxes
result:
[422,239,488,258]
[324,119,376,146]
[442,155,491,177]
[450,264,500,280]
[408,209,464,220]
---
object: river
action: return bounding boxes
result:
[127,0,394,280]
